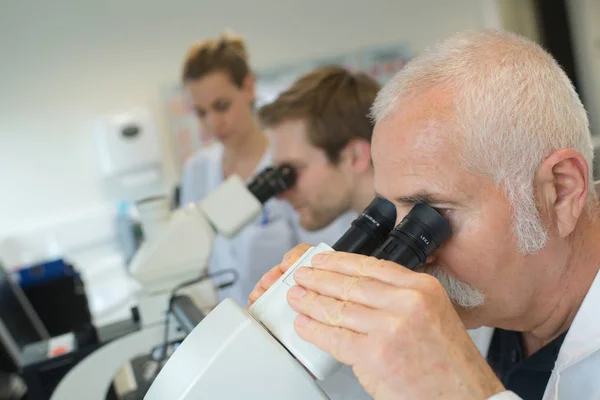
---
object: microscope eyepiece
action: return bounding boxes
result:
[332,196,397,255]
[371,203,451,270]
[247,165,296,204]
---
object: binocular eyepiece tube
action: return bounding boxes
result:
[371,203,452,270]
[332,197,451,270]
[247,165,296,204]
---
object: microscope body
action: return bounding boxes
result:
[144,299,329,399]
[144,244,337,399]
[144,197,403,400]
[129,175,264,326]
[142,198,453,400]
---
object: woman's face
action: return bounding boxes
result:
[186,71,256,146]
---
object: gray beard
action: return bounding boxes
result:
[414,265,485,308]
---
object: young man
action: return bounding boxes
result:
[249,65,383,303]
[258,65,381,232]
[254,66,382,400]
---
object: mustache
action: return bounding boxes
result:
[414,265,485,308]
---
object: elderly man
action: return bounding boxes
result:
[250,31,600,399]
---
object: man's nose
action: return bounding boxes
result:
[277,188,293,201]
[424,255,437,266]
[395,212,407,226]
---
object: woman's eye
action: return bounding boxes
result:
[214,101,231,112]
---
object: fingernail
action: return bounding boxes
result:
[294,267,312,280]
[295,314,310,327]
[288,285,307,299]
[312,253,329,265]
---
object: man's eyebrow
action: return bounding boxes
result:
[376,191,457,206]
[286,160,307,168]
[396,192,439,205]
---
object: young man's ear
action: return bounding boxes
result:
[341,139,372,173]
[536,148,589,237]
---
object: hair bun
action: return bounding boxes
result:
[182,30,251,86]
[218,30,248,62]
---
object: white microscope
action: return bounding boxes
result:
[50,165,297,400]
[128,164,296,328]
[144,199,452,399]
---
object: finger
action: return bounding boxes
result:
[247,243,313,306]
[293,314,366,366]
[287,286,396,334]
[293,267,406,311]
[247,266,281,305]
[247,284,265,306]
[259,245,312,292]
[311,251,423,288]
[280,243,313,272]
[259,265,285,289]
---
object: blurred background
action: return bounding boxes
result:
[1,0,599,237]
[0,0,599,317]
[0,0,598,239]
[0,1,599,396]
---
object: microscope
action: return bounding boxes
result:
[50,165,296,400]
[144,198,452,399]
[128,165,296,327]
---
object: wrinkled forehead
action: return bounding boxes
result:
[371,97,468,201]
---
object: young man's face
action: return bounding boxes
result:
[269,119,352,231]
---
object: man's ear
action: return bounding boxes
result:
[536,149,589,237]
[340,139,372,173]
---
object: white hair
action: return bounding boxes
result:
[372,30,595,253]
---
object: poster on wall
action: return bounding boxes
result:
[163,43,412,174]
[255,62,314,108]
[306,52,361,72]
[359,44,412,84]
[255,51,363,108]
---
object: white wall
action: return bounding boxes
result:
[0,0,486,240]
[567,0,600,137]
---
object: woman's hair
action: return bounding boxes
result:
[182,32,251,87]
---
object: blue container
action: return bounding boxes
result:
[13,259,79,289]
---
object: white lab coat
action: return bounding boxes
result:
[180,142,299,306]
[294,210,358,248]
[470,268,600,400]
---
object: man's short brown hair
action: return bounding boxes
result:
[258,66,381,163]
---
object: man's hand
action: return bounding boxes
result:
[247,243,312,307]
[287,251,505,400]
